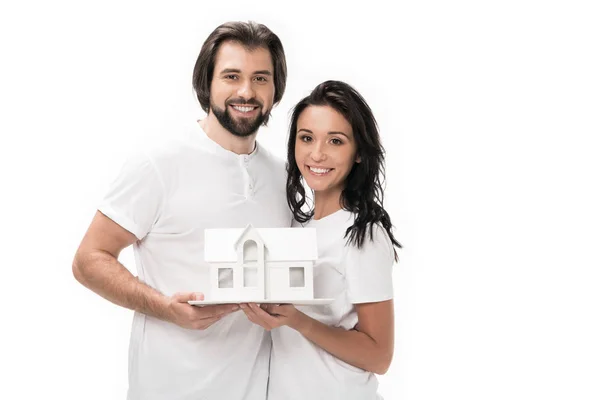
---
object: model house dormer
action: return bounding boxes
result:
[233,224,266,298]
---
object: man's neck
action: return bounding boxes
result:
[199,114,257,155]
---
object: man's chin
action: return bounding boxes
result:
[228,126,256,137]
[232,115,258,124]
[232,118,263,133]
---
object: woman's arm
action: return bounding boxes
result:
[240,299,394,374]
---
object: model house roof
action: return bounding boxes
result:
[233,224,265,249]
[205,226,318,262]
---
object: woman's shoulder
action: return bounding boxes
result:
[344,221,395,261]
[300,209,354,228]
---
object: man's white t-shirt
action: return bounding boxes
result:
[99,121,291,400]
[269,209,395,400]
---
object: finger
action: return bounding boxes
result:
[239,304,254,319]
[195,316,221,330]
[173,292,205,302]
[240,305,252,318]
[268,304,293,315]
[242,303,260,320]
[257,303,280,317]
[241,308,262,328]
[241,307,260,324]
[200,304,239,319]
[263,304,277,315]
[242,304,272,330]
[249,303,280,326]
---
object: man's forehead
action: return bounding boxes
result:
[214,41,273,73]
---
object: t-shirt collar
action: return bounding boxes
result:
[194,120,260,161]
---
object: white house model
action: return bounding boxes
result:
[204,224,318,302]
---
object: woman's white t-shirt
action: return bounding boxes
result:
[269,209,395,400]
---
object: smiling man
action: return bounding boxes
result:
[72,21,290,400]
[207,42,273,138]
[196,37,278,153]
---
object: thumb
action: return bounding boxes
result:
[172,292,205,302]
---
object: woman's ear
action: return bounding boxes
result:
[355,154,362,163]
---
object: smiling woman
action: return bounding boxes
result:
[294,104,359,204]
[241,80,402,400]
[287,81,401,251]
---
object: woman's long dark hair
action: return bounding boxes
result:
[286,80,401,260]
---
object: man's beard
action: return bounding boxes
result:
[210,98,271,138]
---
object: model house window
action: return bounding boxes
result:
[243,239,258,262]
[289,267,305,288]
[244,267,258,287]
[218,268,234,288]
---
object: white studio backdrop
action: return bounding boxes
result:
[1,1,599,399]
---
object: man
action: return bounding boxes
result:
[72,21,290,400]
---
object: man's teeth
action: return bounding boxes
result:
[232,105,255,113]
[309,167,331,174]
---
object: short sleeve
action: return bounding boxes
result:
[345,224,395,304]
[98,152,165,240]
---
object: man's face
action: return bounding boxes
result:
[209,41,275,137]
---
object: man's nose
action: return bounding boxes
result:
[237,79,255,99]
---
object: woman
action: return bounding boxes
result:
[241,80,401,400]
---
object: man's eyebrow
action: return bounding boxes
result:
[253,70,272,76]
[219,68,273,76]
[220,68,241,74]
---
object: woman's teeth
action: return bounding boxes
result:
[309,167,331,174]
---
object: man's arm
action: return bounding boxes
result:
[73,211,237,329]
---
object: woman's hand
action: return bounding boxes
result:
[240,303,309,331]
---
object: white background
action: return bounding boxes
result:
[1,1,599,399]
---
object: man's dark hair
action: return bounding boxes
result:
[192,21,287,113]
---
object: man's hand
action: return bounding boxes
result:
[240,303,307,331]
[167,292,239,330]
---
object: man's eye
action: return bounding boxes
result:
[255,76,267,82]
[225,75,238,80]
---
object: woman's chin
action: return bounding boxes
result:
[302,179,327,193]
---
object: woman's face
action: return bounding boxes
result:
[294,105,360,196]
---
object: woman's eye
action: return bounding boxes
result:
[331,138,343,145]
[300,135,312,142]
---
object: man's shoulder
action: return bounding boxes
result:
[257,143,286,169]
[256,145,287,187]
[139,121,204,162]
[114,120,206,182]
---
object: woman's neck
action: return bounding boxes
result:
[313,188,344,221]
